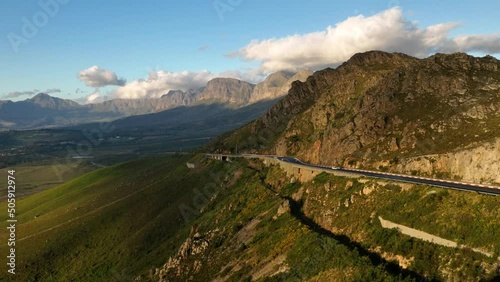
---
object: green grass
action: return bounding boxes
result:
[157,162,425,281]
[2,157,499,281]
[301,173,500,281]
[1,162,95,199]
[0,154,229,281]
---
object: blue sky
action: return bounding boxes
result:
[1,0,499,103]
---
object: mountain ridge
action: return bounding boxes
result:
[0,71,311,129]
[214,51,500,184]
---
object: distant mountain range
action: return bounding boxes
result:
[0,70,311,129]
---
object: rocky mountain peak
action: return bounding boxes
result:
[342,50,417,69]
[249,69,312,103]
[197,77,255,106]
[426,52,499,71]
[31,93,51,99]
[217,51,500,185]
[28,93,81,109]
[262,71,295,87]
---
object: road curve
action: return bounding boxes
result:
[208,154,500,196]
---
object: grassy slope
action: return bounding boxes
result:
[156,159,424,281]
[155,159,500,281]
[2,156,499,281]
[0,154,225,281]
[2,162,95,199]
[297,172,500,281]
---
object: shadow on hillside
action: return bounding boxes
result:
[283,196,431,281]
[252,168,430,281]
[486,275,500,282]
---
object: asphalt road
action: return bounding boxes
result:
[216,154,500,196]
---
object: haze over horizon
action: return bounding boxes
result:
[1,0,499,104]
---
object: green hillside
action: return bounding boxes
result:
[0,154,211,281]
[4,52,500,281]
[5,154,499,281]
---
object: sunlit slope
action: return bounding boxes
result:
[0,155,228,281]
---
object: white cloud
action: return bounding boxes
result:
[443,33,500,54]
[111,70,217,99]
[78,66,126,87]
[219,68,266,84]
[231,7,500,73]
[85,92,104,104]
[110,69,267,100]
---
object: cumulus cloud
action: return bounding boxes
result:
[109,68,268,100]
[219,68,266,84]
[2,88,61,99]
[78,66,126,87]
[442,33,500,54]
[111,70,217,99]
[84,92,104,104]
[231,7,500,73]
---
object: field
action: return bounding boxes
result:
[1,162,95,199]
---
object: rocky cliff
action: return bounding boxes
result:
[217,51,500,184]
[195,78,255,106]
[249,70,312,103]
[28,93,82,109]
[392,137,500,184]
[89,89,201,115]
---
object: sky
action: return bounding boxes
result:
[1,0,499,104]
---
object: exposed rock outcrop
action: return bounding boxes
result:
[157,227,219,282]
[393,138,500,184]
[220,51,500,183]
[249,70,312,103]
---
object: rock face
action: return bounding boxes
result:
[195,78,255,106]
[88,89,201,115]
[393,138,500,184]
[156,227,219,282]
[89,73,311,116]
[28,93,81,109]
[220,51,500,184]
[249,70,312,103]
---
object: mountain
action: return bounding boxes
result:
[71,98,282,148]
[249,69,312,103]
[0,93,120,129]
[1,72,311,129]
[27,93,81,110]
[213,51,500,185]
[194,78,255,106]
[87,76,303,116]
[5,52,500,282]
[160,88,200,107]
[87,88,202,116]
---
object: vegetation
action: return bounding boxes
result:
[4,161,95,198]
[300,172,500,281]
[2,154,499,281]
[0,155,221,281]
